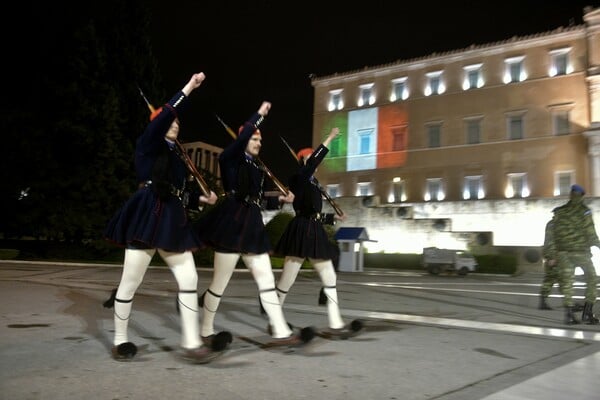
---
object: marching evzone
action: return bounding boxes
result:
[273,127,363,338]
[103,72,230,363]
[197,101,315,346]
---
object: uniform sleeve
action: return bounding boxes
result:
[542,220,556,260]
[583,209,600,248]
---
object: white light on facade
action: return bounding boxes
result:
[438,82,446,94]
[519,71,527,81]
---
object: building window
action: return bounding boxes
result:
[505,173,529,198]
[463,175,485,200]
[388,177,406,203]
[358,128,373,154]
[425,178,445,201]
[356,182,373,196]
[425,71,445,96]
[328,89,344,111]
[358,83,375,107]
[503,56,526,83]
[465,117,482,144]
[554,171,574,196]
[392,125,408,151]
[506,112,525,140]
[552,109,571,135]
[326,184,340,198]
[427,123,442,148]
[549,47,572,76]
[390,77,409,101]
[462,63,483,90]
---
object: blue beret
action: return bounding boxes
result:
[571,184,585,195]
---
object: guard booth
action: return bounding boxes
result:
[335,227,373,272]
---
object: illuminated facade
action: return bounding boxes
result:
[309,7,600,262]
[311,6,600,203]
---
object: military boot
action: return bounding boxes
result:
[581,302,599,325]
[539,296,552,310]
[564,306,580,325]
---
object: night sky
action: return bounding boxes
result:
[147,1,599,179]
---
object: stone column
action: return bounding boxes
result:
[584,123,600,197]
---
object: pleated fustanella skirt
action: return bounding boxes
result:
[196,195,271,254]
[104,186,203,252]
[274,216,336,260]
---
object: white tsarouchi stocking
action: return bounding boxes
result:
[312,258,345,329]
[201,252,237,338]
[159,249,200,350]
[113,248,155,346]
[244,253,293,338]
[275,256,304,305]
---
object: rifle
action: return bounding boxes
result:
[173,140,211,198]
[278,135,344,217]
[137,85,212,198]
[215,114,289,196]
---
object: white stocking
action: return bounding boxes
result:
[276,256,304,305]
[244,253,292,338]
[159,249,200,350]
[114,248,155,345]
[201,252,238,337]
[312,258,345,329]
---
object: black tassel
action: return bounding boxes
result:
[318,287,327,305]
[103,288,117,308]
[299,326,316,343]
[350,319,364,332]
[212,331,233,351]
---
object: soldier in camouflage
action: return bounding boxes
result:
[552,184,600,325]
[539,217,560,310]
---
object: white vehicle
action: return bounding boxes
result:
[422,247,478,276]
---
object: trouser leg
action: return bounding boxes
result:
[312,258,345,329]
[244,253,292,338]
[200,252,237,338]
[114,248,154,345]
[159,249,200,349]
[557,252,576,307]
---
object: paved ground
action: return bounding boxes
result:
[1,260,599,400]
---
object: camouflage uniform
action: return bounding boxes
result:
[540,218,560,299]
[552,189,600,323]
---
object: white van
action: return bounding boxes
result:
[422,247,478,276]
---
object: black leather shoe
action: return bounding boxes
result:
[539,297,553,310]
[581,302,599,325]
[565,306,580,325]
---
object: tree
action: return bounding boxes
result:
[0,1,163,241]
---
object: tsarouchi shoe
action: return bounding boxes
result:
[180,346,223,364]
[267,326,315,347]
[201,331,233,351]
[320,319,364,340]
